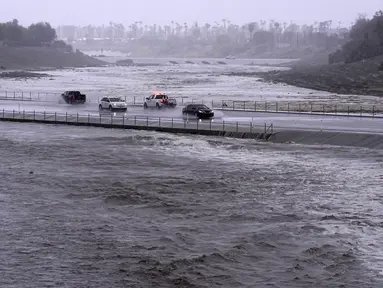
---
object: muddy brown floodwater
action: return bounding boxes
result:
[0,121,383,288]
[1,58,382,105]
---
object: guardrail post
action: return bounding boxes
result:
[99,113,101,124]
[134,116,136,125]
[66,112,67,122]
[133,96,136,105]
[77,113,79,123]
[254,101,257,112]
[172,117,174,128]
[211,100,213,108]
[22,92,24,101]
[233,101,235,110]
[123,115,125,125]
[322,104,325,115]
[360,106,362,117]
[146,116,149,127]
[264,123,266,134]
[30,92,32,100]
[236,122,238,132]
[13,109,15,118]
[54,112,56,122]
[276,102,278,112]
[33,110,35,120]
[287,102,290,113]
[197,119,199,130]
[159,117,161,127]
[5,91,7,99]
[265,101,268,112]
[43,111,46,120]
[250,121,252,133]
[299,103,301,112]
[210,119,212,130]
[23,110,25,120]
[348,106,350,116]
[111,113,113,124]
[335,104,337,115]
[88,113,90,124]
[243,101,246,111]
[310,103,313,113]
[13,92,15,100]
[373,106,375,117]
[222,121,225,131]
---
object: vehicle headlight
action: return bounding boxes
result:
[113,103,117,106]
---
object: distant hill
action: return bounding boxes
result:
[0,46,106,70]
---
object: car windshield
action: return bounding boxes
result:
[195,105,209,110]
[109,97,124,102]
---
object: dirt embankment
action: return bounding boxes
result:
[0,46,106,70]
[230,55,383,97]
[0,71,51,79]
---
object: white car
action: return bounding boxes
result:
[99,97,128,111]
[143,92,177,109]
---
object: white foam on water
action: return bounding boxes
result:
[1,64,381,104]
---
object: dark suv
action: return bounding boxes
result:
[182,104,214,119]
[61,91,86,104]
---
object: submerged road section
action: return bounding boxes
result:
[0,109,273,140]
[1,104,383,149]
[1,100,383,134]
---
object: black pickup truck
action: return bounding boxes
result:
[61,91,86,104]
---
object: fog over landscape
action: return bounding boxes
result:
[1,0,382,27]
[1,1,383,288]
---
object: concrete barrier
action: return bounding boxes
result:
[0,109,273,140]
[269,130,383,149]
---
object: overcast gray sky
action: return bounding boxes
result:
[1,0,382,27]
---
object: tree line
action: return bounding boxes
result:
[329,11,383,64]
[2,13,382,63]
[60,19,349,54]
[0,19,57,46]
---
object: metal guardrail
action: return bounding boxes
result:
[0,109,274,135]
[3,108,382,136]
[1,90,383,117]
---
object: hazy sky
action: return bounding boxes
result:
[1,0,382,28]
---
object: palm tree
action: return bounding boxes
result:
[222,19,227,31]
[248,22,255,40]
[184,22,188,37]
